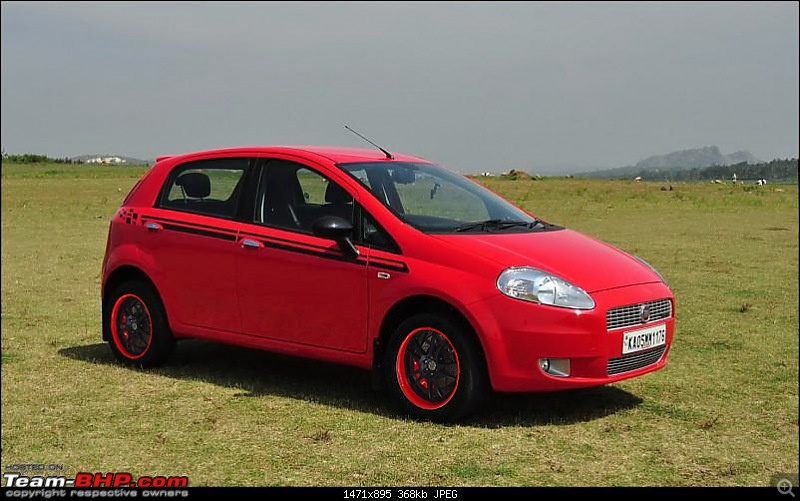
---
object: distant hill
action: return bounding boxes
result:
[71,154,150,165]
[636,146,759,170]
[581,146,761,179]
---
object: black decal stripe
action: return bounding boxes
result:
[160,223,237,241]
[248,238,409,273]
[260,240,367,267]
[144,216,409,273]
[369,257,407,267]
[369,256,409,273]
[143,215,238,235]
[239,230,332,252]
[242,232,409,272]
[369,261,409,273]
[240,233,331,253]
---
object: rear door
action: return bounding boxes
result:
[143,157,251,333]
[235,158,370,353]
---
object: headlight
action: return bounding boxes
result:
[634,256,669,287]
[496,267,595,310]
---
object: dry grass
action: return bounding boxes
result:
[1,163,797,486]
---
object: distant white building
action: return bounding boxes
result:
[86,156,127,165]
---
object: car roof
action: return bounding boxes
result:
[158,146,430,165]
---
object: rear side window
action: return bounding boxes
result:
[160,158,248,219]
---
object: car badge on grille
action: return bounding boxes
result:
[640,304,651,323]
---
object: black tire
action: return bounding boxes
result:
[104,279,174,367]
[385,313,487,422]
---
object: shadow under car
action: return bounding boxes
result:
[59,340,643,427]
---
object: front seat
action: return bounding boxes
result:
[262,169,301,228]
[323,182,353,221]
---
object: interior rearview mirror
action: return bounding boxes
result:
[391,169,416,185]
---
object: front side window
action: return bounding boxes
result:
[339,162,542,233]
[254,159,354,233]
[160,158,247,218]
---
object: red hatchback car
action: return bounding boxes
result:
[102,146,675,420]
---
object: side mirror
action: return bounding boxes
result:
[311,216,358,259]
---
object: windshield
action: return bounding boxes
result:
[338,161,543,233]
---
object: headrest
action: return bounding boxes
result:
[176,172,211,198]
[325,182,352,204]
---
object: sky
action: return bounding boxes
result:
[1,2,798,173]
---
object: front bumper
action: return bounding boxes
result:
[472,281,675,392]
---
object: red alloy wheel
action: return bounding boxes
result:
[395,327,460,410]
[110,294,153,359]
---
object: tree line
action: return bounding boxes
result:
[1,152,80,164]
[626,158,798,182]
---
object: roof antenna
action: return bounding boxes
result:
[344,125,394,160]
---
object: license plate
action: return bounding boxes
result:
[622,323,667,355]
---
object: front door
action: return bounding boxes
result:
[235,158,369,353]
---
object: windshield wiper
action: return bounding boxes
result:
[454,219,539,232]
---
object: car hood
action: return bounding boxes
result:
[430,228,661,293]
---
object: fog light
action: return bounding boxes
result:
[538,358,570,377]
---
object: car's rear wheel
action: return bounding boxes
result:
[105,280,174,367]
[385,313,486,421]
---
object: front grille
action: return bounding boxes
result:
[606,298,672,331]
[607,345,667,375]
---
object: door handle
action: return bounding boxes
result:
[145,222,163,232]
[241,238,264,249]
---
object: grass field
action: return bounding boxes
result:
[2,162,798,486]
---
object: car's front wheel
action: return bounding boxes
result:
[385,313,486,421]
[104,280,174,367]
